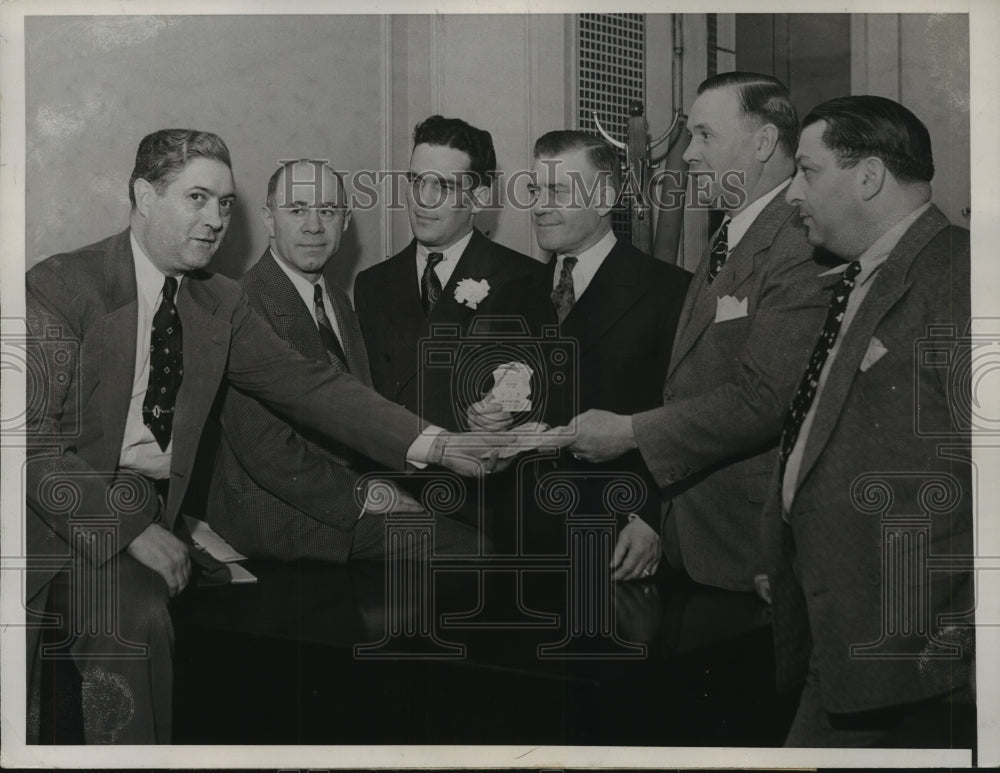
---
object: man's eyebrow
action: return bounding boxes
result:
[190,184,236,200]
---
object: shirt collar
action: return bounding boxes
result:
[817,202,932,284]
[558,228,617,266]
[130,231,180,306]
[270,246,325,301]
[416,229,475,264]
[726,178,790,250]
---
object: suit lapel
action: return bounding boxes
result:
[795,206,950,492]
[668,197,796,378]
[432,229,503,326]
[561,241,645,353]
[99,231,140,470]
[328,284,372,386]
[254,251,329,362]
[381,242,428,398]
[168,276,229,522]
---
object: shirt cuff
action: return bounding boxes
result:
[406,425,446,469]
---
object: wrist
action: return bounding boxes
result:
[427,431,449,466]
[623,414,639,452]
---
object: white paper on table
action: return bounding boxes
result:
[227,563,258,584]
[183,515,248,563]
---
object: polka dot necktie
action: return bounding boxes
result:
[313,284,347,368]
[142,276,183,452]
[778,260,863,481]
[707,219,730,283]
[551,255,578,324]
[421,252,445,316]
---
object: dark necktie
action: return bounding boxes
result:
[142,276,183,452]
[313,283,348,368]
[551,255,578,324]
[707,219,730,283]
[778,260,864,482]
[421,251,445,316]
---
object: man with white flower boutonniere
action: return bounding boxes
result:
[555,73,835,592]
[354,115,554,535]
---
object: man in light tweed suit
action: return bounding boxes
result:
[207,160,479,560]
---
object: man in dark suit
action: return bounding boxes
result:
[354,116,552,540]
[766,96,973,747]
[521,129,690,570]
[354,115,553,433]
[562,73,831,590]
[24,130,500,743]
[207,160,479,561]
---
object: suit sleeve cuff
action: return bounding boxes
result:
[406,425,446,468]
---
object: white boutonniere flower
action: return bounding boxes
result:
[454,278,491,309]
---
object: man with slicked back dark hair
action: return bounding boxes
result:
[565,72,834,593]
[767,94,973,747]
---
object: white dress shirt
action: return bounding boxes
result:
[119,233,179,480]
[781,202,932,512]
[414,229,474,292]
[119,237,443,477]
[550,228,617,300]
[270,247,345,346]
[725,178,791,253]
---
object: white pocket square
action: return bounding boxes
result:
[714,294,749,323]
[860,336,889,372]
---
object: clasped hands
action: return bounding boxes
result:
[462,401,658,581]
[467,401,637,462]
[442,402,637,474]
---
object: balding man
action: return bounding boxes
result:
[208,159,481,561]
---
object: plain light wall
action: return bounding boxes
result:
[852,13,970,226]
[26,14,575,290]
[25,15,392,293]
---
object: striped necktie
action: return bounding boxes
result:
[314,283,348,367]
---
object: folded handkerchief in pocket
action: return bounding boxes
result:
[715,294,749,323]
[860,336,889,372]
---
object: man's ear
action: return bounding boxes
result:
[133,178,156,218]
[859,157,887,201]
[754,124,780,163]
[342,208,352,233]
[260,206,276,239]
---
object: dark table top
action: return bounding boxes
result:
[172,554,796,746]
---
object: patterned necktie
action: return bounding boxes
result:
[421,251,445,316]
[707,219,730,283]
[778,260,864,481]
[313,283,348,368]
[142,276,183,452]
[551,255,578,324]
